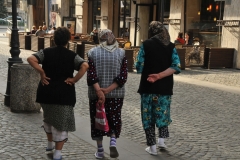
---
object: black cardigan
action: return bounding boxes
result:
[35,46,77,106]
[138,38,175,95]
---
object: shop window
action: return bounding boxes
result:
[92,0,101,30]
[69,0,75,17]
[186,0,224,47]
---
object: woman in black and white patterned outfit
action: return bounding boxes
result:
[87,29,128,159]
[27,27,89,160]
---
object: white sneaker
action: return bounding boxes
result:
[157,143,167,149]
[145,147,157,156]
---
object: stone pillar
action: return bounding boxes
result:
[45,0,49,27]
[55,0,63,28]
[82,0,89,34]
[169,0,185,43]
[129,0,136,45]
[100,0,108,29]
[27,5,34,31]
[221,0,240,68]
[10,64,41,112]
[108,0,113,31]
[113,0,119,37]
[76,0,83,33]
[137,5,150,45]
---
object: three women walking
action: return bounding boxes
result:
[28,21,180,159]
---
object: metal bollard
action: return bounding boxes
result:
[10,64,41,112]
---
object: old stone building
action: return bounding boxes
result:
[24,0,240,68]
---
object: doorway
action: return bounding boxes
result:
[134,3,157,46]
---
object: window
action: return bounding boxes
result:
[186,0,224,47]
[119,0,131,37]
[92,0,101,30]
[69,0,75,17]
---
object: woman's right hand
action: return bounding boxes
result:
[40,73,50,86]
[96,90,105,105]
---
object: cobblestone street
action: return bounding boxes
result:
[0,34,240,159]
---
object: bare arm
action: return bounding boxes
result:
[27,55,50,85]
[93,83,105,105]
[147,68,176,83]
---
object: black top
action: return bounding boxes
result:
[34,46,78,106]
[138,38,175,95]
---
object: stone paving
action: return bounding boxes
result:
[0,94,111,160]
[0,34,240,159]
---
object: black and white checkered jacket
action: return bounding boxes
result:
[87,46,126,99]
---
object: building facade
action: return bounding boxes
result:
[25,0,240,69]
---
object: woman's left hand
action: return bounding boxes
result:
[101,88,110,95]
[65,78,76,85]
[147,74,161,83]
[40,73,50,86]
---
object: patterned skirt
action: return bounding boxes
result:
[89,98,123,139]
[41,104,76,132]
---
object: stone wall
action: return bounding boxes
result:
[221,0,240,68]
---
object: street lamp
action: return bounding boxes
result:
[4,0,23,106]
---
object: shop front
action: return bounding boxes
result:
[26,0,240,68]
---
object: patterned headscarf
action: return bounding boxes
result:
[98,29,118,52]
[148,21,170,46]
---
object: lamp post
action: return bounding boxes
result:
[4,0,23,106]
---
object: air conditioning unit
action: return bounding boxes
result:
[52,4,58,12]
